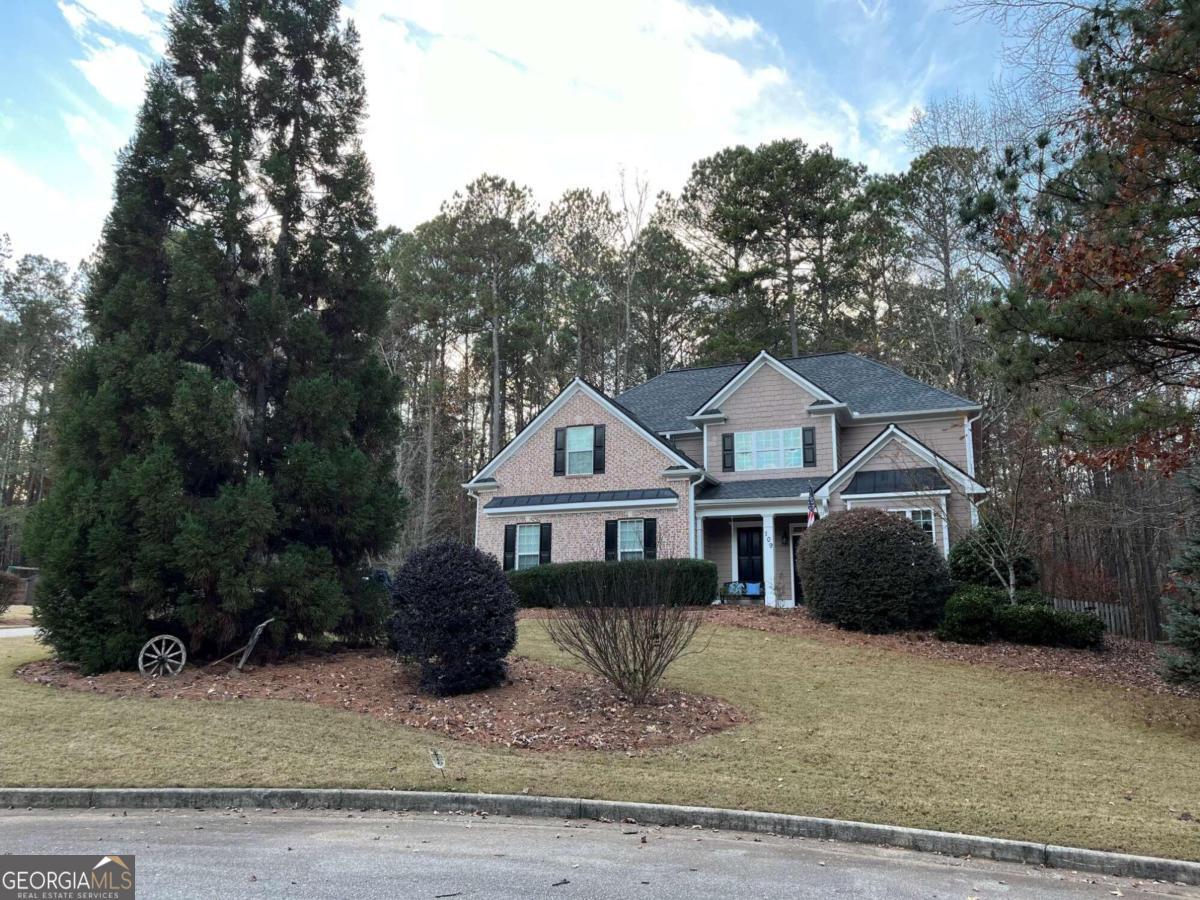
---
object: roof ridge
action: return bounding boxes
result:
[661,350,847,376]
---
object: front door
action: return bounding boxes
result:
[736,527,764,586]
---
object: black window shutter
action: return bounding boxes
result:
[722,433,734,471]
[503,524,516,571]
[802,427,816,467]
[553,428,566,476]
[604,520,618,561]
[643,518,657,559]
[592,424,605,473]
[539,523,552,564]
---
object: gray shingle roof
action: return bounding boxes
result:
[697,477,825,502]
[614,353,976,434]
[782,355,975,416]
[485,488,678,509]
[615,363,743,434]
[841,467,948,495]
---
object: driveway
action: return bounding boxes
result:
[0,808,1189,899]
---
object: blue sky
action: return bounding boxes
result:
[0,0,1007,264]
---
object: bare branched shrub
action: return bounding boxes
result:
[543,563,703,705]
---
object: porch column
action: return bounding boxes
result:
[695,514,705,559]
[762,512,776,608]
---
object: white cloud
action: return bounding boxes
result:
[71,37,150,109]
[21,0,928,261]
[0,157,106,265]
[350,0,874,229]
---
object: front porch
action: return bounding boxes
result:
[697,510,813,608]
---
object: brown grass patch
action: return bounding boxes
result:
[702,605,1200,700]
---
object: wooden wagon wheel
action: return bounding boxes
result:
[138,634,186,677]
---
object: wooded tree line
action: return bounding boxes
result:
[375,127,1007,554]
[3,0,1195,645]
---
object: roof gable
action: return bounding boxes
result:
[690,351,837,417]
[466,378,696,486]
[816,424,987,500]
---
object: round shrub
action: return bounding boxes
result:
[796,508,953,633]
[391,540,517,696]
[937,585,1001,644]
[948,526,1038,589]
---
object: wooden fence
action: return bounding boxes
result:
[1050,596,1142,639]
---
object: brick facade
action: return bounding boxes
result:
[474,389,694,567]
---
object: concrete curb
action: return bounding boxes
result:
[1,788,1196,885]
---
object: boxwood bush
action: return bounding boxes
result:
[506,558,717,608]
[391,540,517,696]
[936,585,1000,644]
[796,508,952,633]
[993,603,1105,649]
[936,585,1105,649]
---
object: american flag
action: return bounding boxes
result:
[807,490,817,527]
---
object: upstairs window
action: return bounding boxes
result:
[732,427,816,471]
[566,425,595,475]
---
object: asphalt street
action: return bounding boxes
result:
[0,808,1194,899]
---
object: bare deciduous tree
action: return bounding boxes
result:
[543,566,704,705]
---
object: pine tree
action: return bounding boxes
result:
[1161,477,1200,685]
[26,0,401,673]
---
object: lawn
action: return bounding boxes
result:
[2,621,1199,860]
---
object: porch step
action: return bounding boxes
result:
[720,595,765,607]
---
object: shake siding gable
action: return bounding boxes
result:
[475,390,692,566]
[839,416,970,471]
[703,364,836,481]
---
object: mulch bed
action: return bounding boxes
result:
[16,652,747,752]
[701,606,1200,700]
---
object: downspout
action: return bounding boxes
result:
[965,413,982,527]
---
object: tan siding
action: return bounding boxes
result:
[672,433,703,464]
[839,416,971,471]
[703,519,733,585]
[475,389,692,565]
[704,365,836,480]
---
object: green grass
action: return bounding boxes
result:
[2,622,1199,860]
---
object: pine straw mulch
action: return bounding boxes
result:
[16,651,747,753]
[701,605,1200,700]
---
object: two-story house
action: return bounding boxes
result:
[464,351,987,607]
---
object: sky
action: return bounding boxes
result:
[0,0,1008,266]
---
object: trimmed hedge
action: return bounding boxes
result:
[391,540,517,696]
[936,585,1105,649]
[796,508,952,633]
[506,558,717,609]
[993,603,1105,649]
[936,585,998,644]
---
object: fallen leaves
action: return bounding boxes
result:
[17,652,747,753]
